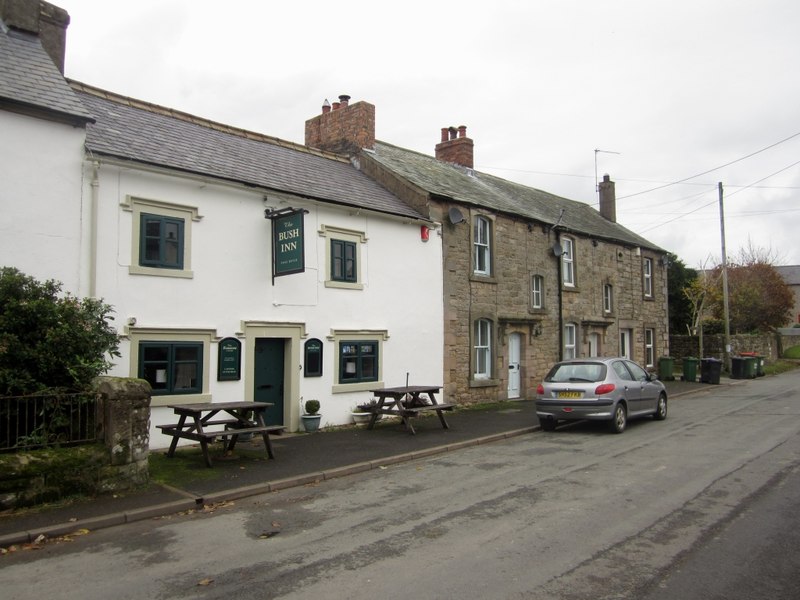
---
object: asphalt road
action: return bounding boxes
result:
[3,370,799,600]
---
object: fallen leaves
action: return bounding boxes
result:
[1,527,92,555]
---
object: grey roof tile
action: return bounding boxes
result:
[70,84,426,221]
[371,141,663,251]
[0,26,92,122]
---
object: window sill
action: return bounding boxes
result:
[332,380,384,394]
[325,281,364,290]
[150,393,211,407]
[129,265,193,279]
[469,273,497,284]
[470,378,499,389]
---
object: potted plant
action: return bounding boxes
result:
[301,399,322,432]
[351,399,380,425]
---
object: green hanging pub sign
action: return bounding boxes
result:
[265,207,309,283]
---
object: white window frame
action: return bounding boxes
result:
[563,323,577,359]
[603,283,613,313]
[645,328,655,367]
[122,195,202,279]
[562,237,575,287]
[473,216,492,276]
[643,257,653,298]
[473,318,492,379]
[531,274,544,309]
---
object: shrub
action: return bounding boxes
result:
[0,268,120,395]
[304,400,320,415]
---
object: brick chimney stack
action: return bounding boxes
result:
[598,174,617,223]
[305,94,375,155]
[0,0,70,73]
[435,125,474,169]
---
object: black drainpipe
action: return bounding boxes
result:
[556,233,564,359]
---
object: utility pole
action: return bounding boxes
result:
[719,182,732,372]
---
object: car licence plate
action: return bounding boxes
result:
[558,391,582,399]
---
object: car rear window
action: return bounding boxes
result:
[546,363,606,383]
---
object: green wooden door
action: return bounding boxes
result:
[254,338,285,425]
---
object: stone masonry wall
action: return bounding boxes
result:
[440,201,669,406]
[0,377,150,509]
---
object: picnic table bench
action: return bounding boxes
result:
[367,386,453,434]
[158,401,284,467]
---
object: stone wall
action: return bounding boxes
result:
[669,333,780,361]
[437,202,669,405]
[0,377,150,509]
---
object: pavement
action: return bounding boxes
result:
[0,379,718,547]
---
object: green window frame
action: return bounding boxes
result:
[339,341,378,384]
[331,239,357,283]
[140,213,185,269]
[139,341,203,395]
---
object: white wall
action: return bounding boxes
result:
[0,112,87,292]
[90,162,444,448]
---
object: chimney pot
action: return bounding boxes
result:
[598,174,617,223]
[435,124,474,169]
[338,94,351,107]
[322,99,331,114]
[332,101,341,111]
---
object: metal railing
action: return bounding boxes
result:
[0,392,99,452]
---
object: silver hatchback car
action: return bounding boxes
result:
[535,357,667,433]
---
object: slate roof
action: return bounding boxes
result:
[69,83,427,221]
[0,24,92,124]
[370,141,663,251]
[775,265,800,285]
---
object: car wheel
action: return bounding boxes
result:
[609,403,627,434]
[541,419,557,432]
[653,393,667,421]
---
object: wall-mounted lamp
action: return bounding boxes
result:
[127,317,137,326]
[533,323,543,337]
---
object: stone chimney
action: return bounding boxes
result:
[0,0,70,74]
[305,94,375,155]
[435,125,474,169]
[598,174,616,222]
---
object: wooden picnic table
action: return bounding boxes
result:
[158,401,284,467]
[367,386,454,434]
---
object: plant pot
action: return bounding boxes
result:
[351,411,382,425]
[301,414,322,432]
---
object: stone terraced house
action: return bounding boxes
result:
[306,98,670,404]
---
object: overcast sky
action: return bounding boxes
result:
[56,0,800,267]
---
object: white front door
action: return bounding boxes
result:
[507,333,521,399]
[620,329,632,359]
[588,333,600,357]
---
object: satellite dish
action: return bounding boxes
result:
[448,207,464,224]
[552,242,564,257]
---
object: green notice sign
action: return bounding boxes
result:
[272,210,305,277]
[218,337,241,381]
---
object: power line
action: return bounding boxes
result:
[635,158,800,233]
[617,131,800,200]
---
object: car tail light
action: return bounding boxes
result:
[595,383,616,395]
[536,383,544,395]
